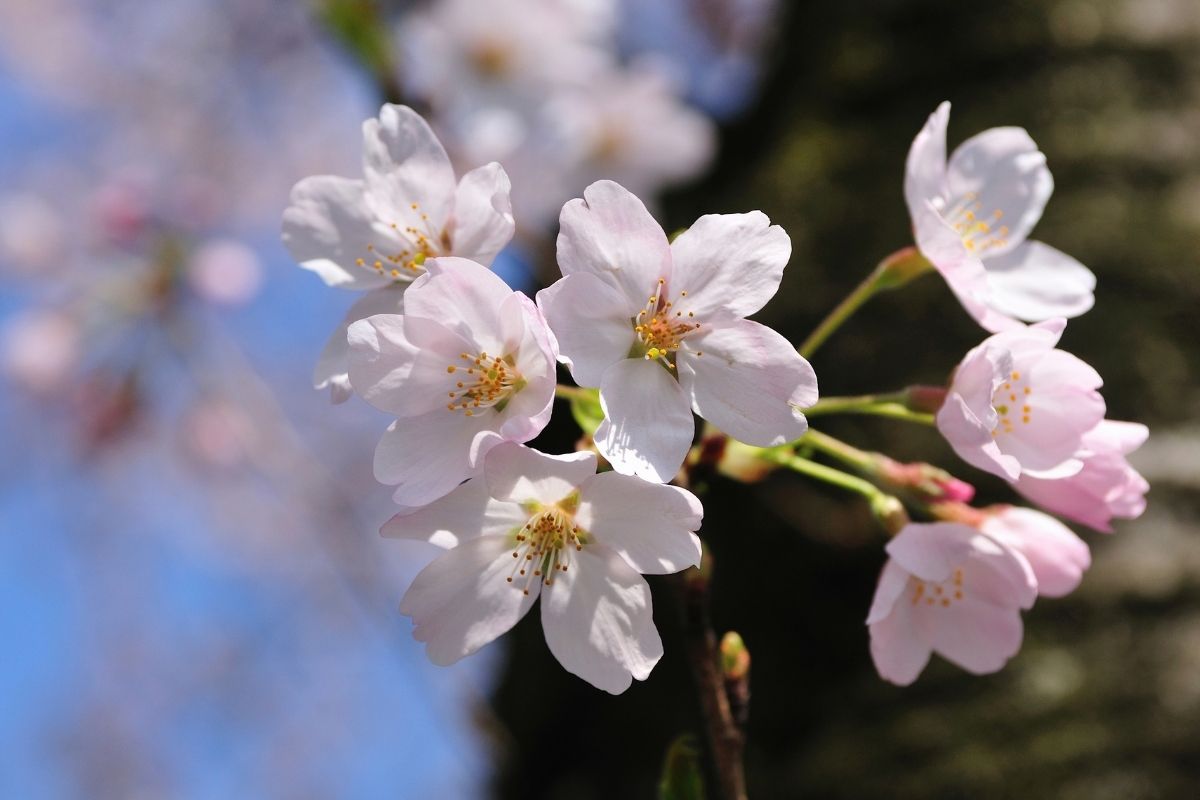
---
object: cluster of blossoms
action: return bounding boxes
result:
[285,99,1147,693]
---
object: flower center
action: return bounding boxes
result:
[355,201,451,279]
[991,370,1033,438]
[445,351,525,417]
[942,193,1010,255]
[911,568,965,607]
[633,278,700,364]
[505,500,589,596]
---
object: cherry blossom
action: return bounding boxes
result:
[905,101,1095,332]
[1014,420,1150,532]
[981,506,1091,598]
[936,318,1105,482]
[283,103,515,401]
[347,258,556,509]
[538,180,818,482]
[867,521,1036,686]
[383,442,703,693]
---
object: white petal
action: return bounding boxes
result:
[314,287,406,404]
[282,175,400,291]
[451,162,515,265]
[983,240,1095,321]
[483,442,598,505]
[904,101,950,221]
[400,535,539,666]
[595,359,694,483]
[361,104,457,231]
[556,180,672,304]
[540,543,664,694]
[403,257,515,354]
[382,476,528,549]
[677,320,817,447]
[374,410,494,508]
[575,472,703,574]
[946,126,1053,255]
[347,313,474,419]
[668,212,790,321]
[537,273,637,388]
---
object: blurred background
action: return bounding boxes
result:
[1,0,1197,797]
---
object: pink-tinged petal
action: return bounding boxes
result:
[374,410,492,508]
[677,320,816,447]
[937,393,1021,481]
[540,543,664,694]
[885,523,977,583]
[403,257,515,354]
[556,180,672,303]
[282,175,401,291]
[537,273,637,387]
[347,314,473,419]
[866,559,912,625]
[382,476,528,549]
[904,101,951,221]
[575,472,703,574]
[924,595,1025,675]
[668,212,790,321]
[314,287,405,404]
[869,593,932,686]
[1085,420,1149,454]
[400,535,539,666]
[494,300,557,443]
[451,162,515,265]
[959,534,1038,610]
[483,442,598,505]
[596,358,695,483]
[983,508,1090,598]
[361,104,456,230]
[983,241,1095,321]
[945,126,1053,255]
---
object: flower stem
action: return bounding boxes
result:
[797,246,934,358]
[760,449,882,500]
[804,393,936,426]
[553,384,593,402]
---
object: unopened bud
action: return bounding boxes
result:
[870,494,909,536]
[873,246,935,290]
[905,384,948,414]
[720,631,751,681]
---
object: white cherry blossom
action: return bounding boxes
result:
[384,442,703,693]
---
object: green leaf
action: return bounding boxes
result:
[658,734,706,800]
[569,389,604,436]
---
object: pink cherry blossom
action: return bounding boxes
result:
[936,318,1105,482]
[383,442,703,693]
[905,101,1095,332]
[1014,420,1150,532]
[981,506,1091,598]
[537,180,818,482]
[867,521,1036,686]
[283,103,515,401]
[347,258,557,509]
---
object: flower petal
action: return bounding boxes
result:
[866,559,912,625]
[403,256,515,354]
[282,175,400,291]
[374,410,493,508]
[483,442,598,505]
[361,104,457,231]
[925,594,1024,676]
[677,320,816,447]
[575,472,703,574]
[540,543,663,694]
[314,286,406,404]
[537,272,637,388]
[451,162,515,265]
[885,523,978,583]
[382,476,528,549]
[904,101,950,221]
[556,180,672,303]
[983,240,1095,321]
[983,508,1090,598]
[400,535,539,666]
[596,358,694,482]
[869,590,932,686]
[946,126,1054,255]
[669,211,790,321]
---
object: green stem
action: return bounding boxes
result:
[797,246,934,359]
[554,384,594,402]
[801,429,878,472]
[804,394,935,426]
[759,449,883,501]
